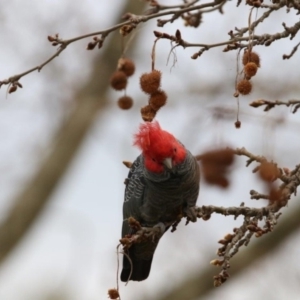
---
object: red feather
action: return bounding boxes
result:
[134,121,186,173]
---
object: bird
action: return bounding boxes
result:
[121,121,200,282]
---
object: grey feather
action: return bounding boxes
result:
[121,149,200,281]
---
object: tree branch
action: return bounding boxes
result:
[120,147,300,287]
[150,202,300,300]
[0,0,225,91]
[0,0,146,264]
[250,98,300,113]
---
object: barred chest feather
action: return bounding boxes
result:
[140,152,200,225]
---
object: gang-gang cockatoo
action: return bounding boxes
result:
[121,121,200,281]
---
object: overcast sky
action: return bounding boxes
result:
[0,1,300,300]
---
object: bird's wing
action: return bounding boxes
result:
[186,154,200,207]
[121,155,158,282]
[122,155,145,238]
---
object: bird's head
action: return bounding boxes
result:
[134,121,186,173]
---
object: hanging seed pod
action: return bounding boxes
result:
[118,58,135,77]
[141,105,156,122]
[242,50,260,67]
[244,62,258,78]
[149,90,167,111]
[110,71,127,91]
[117,96,133,110]
[140,70,161,94]
[236,79,252,95]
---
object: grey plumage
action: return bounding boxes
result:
[121,149,200,282]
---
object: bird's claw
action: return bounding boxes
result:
[153,222,166,235]
[138,222,165,242]
[184,206,197,222]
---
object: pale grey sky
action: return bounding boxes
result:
[0,1,300,300]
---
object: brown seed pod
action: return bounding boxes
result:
[118,58,135,77]
[140,70,161,94]
[259,161,280,182]
[235,120,241,128]
[140,105,156,122]
[149,90,167,111]
[242,50,260,67]
[201,148,234,189]
[244,62,258,78]
[236,79,252,95]
[117,96,133,110]
[108,289,120,300]
[110,71,127,91]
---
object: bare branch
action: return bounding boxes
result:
[1,0,299,90]
[0,0,224,90]
[283,41,300,59]
[249,98,300,113]
[120,168,300,285]
[0,0,146,265]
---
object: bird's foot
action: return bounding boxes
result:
[184,206,197,223]
[153,222,166,235]
[141,222,165,241]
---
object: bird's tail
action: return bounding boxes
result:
[120,242,157,282]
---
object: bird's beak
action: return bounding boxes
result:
[163,157,173,169]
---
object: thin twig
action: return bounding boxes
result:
[249,99,300,113]
[0,0,222,89]
[283,41,300,59]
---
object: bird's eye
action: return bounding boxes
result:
[152,158,157,162]
[173,148,177,153]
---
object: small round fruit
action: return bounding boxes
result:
[236,79,252,95]
[244,62,258,78]
[242,50,260,67]
[118,58,135,77]
[149,90,167,111]
[110,71,127,91]
[141,105,156,122]
[140,70,161,94]
[118,96,133,110]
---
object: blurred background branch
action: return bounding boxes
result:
[0,0,145,264]
[0,0,300,299]
[153,203,300,300]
